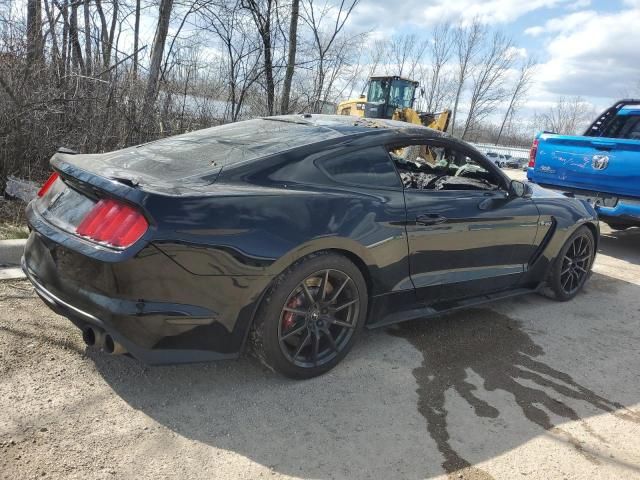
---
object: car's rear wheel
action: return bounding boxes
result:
[251,252,367,379]
[545,226,595,301]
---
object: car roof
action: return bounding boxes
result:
[266,114,441,138]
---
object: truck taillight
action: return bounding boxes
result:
[37,172,60,197]
[528,139,539,168]
[76,198,148,248]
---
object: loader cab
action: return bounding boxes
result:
[364,76,419,119]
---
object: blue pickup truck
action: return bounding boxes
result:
[527,99,640,230]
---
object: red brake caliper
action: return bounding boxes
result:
[282,294,304,331]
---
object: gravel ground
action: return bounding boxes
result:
[1,173,639,480]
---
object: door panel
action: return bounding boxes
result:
[405,189,540,304]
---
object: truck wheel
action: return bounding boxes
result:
[251,252,368,379]
[544,226,595,301]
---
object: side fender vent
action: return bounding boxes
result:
[528,217,557,267]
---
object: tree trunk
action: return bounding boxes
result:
[42,0,60,75]
[69,2,85,72]
[83,0,92,74]
[61,0,69,78]
[243,0,275,116]
[262,28,275,115]
[142,0,174,125]
[280,0,299,114]
[106,0,119,68]
[26,0,44,63]
[95,0,110,67]
[133,0,141,78]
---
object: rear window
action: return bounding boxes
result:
[602,111,640,140]
[320,147,401,188]
[94,118,343,180]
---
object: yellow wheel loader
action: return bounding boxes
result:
[337,76,451,132]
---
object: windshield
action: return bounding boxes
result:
[389,80,416,109]
[367,79,390,104]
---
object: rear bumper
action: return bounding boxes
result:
[597,200,640,224]
[23,256,239,363]
[527,179,640,225]
[22,211,273,364]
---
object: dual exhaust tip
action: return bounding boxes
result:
[82,326,127,355]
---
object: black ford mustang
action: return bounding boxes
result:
[23,115,598,378]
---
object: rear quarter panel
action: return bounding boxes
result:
[150,183,411,297]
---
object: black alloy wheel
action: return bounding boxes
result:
[546,226,595,301]
[278,269,359,368]
[251,252,367,379]
[559,233,592,295]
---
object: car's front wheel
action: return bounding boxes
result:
[251,252,368,379]
[545,226,595,301]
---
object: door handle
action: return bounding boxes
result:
[416,213,447,226]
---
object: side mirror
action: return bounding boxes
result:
[510,180,531,198]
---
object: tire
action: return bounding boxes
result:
[605,221,633,231]
[251,251,368,379]
[544,225,595,301]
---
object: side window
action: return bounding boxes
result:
[388,143,502,192]
[320,147,401,188]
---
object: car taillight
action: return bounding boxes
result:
[528,139,539,168]
[37,172,60,197]
[76,198,148,248]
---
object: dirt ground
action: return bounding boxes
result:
[1,175,639,479]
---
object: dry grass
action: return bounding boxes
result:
[0,198,29,240]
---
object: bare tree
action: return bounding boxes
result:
[422,22,453,112]
[495,56,536,145]
[142,0,175,121]
[356,39,385,96]
[82,0,92,74]
[241,0,277,115]
[301,0,359,113]
[93,0,120,71]
[461,32,515,139]
[26,0,44,62]
[132,0,141,77]
[450,19,483,134]
[202,0,262,121]
[385,33,428,79]
[536,97,595,135]
[280,0,299,113]
[68,0,85,71]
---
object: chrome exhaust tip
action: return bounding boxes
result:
[82,326,97,346]
[104,334,127,355]
[82,326,105,347]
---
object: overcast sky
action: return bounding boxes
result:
[347,0,640,113]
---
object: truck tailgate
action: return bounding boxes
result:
[530,134,640,198]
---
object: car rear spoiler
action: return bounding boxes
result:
[584,99,640,137]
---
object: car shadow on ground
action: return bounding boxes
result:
[91,262,640,479]
[598,226,640,266]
